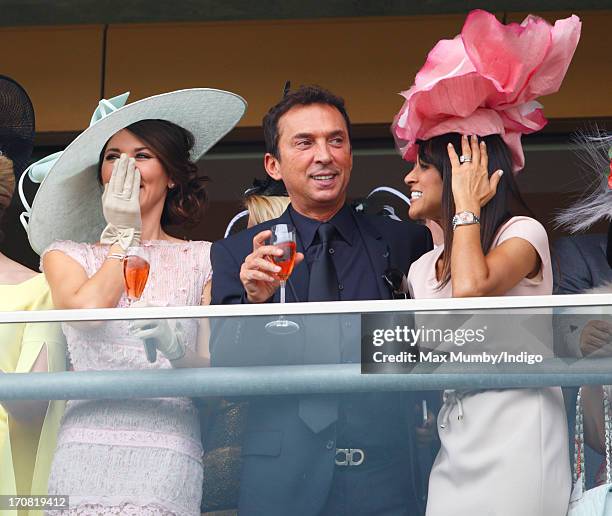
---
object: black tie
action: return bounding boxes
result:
[308,223,340,302]
[299,223,341,433]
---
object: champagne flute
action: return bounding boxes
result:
[265,224,300,334]
[123,247,155,361]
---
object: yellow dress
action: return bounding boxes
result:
[0,274,65,516]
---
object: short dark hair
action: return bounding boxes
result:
[98,119,208,227]
[417,133,533,288]
[262,85,352,159]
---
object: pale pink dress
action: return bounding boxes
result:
[408,217,571,516]
[41,240,211,516]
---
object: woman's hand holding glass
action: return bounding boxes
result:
[123,248,156,361]
[100,153,142,251]
[447,134,503,212]
[123,247,150,302]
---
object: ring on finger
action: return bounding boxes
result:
[459,154,472,164]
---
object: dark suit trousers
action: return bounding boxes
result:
[320,453,419,516]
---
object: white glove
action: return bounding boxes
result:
[100,153,142,250]
[131,317,186,362]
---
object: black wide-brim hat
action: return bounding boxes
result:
[0,75,35,180]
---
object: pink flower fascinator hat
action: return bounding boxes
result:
[392,9,581,173]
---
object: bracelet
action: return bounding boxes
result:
[107,253,125,261]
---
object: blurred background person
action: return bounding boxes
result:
[244,176,290,227]
[555,129,612,486]
[0,75,66,515]
[553,231,612,297]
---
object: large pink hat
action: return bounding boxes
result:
[392,9,581,172]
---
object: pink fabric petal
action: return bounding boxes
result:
[500,132,526,172]
[425,109,506,140]
[414,73,497,119]
[462,10,552,101]
[414,36,474,91]
[392,9,581,173]
[500,102,547,134]
[522,15,582,99]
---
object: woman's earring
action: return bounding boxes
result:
[168,183,175,189]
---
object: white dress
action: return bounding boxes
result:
[408,217,571,516]
[42,240,211,516]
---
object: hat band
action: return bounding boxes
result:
[18,92,130,235]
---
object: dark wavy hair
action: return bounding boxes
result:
[263,85,352,159]
[97,119,208,227]
[417,132,533,288]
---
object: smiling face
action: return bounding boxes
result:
[403,155,444,222]
[264,103,352,221]
[100,129,171,216]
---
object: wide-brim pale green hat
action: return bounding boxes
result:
[20,88,247,254]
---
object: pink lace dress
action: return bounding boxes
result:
[41,240,212,516]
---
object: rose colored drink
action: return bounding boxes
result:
[123,256,150,300]
[269,241,297,281]
[264,223,299,334]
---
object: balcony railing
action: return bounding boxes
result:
[1,293,610,401]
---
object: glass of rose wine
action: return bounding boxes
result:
[123,247,156,362]
[265,224,300,334]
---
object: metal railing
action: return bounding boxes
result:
[1,292,609,323]
[3,361,612,401]
[1,293,611,401]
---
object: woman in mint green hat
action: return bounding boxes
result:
[22,88,246,515]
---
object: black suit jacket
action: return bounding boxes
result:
[553,234,612,295]
[210,207,432,516]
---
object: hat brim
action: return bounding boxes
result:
[0,75,35,179]
[28,88,246,254]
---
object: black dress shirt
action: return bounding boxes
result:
[289,204,380,301]
[289,205,409,447]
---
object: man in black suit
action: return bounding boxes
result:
[553,232,612,296]
[210,85,432,515]
[553,232,612,357]
[552,229,612,488]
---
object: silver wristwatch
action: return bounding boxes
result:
[452,211,480,230]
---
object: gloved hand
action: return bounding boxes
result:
[131,316,186,362]
[100,153,142,250]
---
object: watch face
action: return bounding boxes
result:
[458,212,472,223]
[453,211,478,229]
